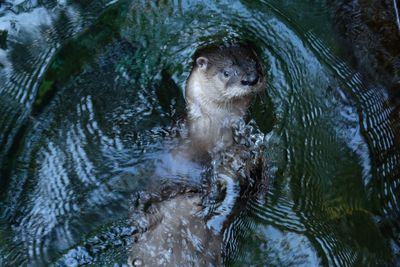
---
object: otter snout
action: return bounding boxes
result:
[241,73,259,86]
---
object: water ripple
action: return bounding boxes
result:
[0,0,399,265]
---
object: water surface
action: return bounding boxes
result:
[0,0,399,266]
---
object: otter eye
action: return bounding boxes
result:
[223,70,230,78]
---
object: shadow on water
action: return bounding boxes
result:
[0,0,399,266]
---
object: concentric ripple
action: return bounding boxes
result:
[0,0,399,266]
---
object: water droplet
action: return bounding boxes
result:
[132,258,143,266]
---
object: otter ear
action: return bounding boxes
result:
[196,57,208,70]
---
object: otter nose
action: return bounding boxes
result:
[241,73,259,86]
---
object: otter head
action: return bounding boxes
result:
[186,44,265,117]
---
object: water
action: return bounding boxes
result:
[0,0,399,266]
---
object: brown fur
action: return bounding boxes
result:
[185,44,265,153]
[128,44,266,267]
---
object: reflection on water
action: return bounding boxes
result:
[330,2,400,264]
[0,0,399,266]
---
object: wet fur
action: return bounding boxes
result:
[185,44,265,152]
[128,44,267,266]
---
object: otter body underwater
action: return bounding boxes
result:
[128,44,268,266]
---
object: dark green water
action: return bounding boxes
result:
[0,0,399,266]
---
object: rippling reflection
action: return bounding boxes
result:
[1,34,179,265]
[0,0,119,166]
[0,0,399,266]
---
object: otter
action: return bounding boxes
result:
[185,44,265,155]
[128,44,267,266]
